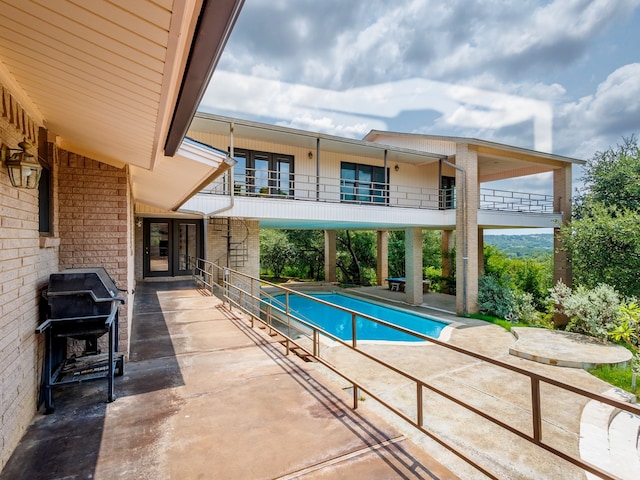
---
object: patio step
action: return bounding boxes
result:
[580,388,640,480]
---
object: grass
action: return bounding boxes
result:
[587,363,640,400]
[467,313,529,332]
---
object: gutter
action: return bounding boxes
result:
[208,122,236,216]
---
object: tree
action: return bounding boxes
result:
[561,135,640,297]
[284,229,325,280]
[260,230,295,279]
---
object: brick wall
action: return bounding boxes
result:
[0,114,51,470]
[57,149,132,353]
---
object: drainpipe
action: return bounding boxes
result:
[208,121,236,217]
[442,157,468,315]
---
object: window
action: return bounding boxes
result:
[440,175,456,209]
[340,162,388,204]
[232,148,294,196]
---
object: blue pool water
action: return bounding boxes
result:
[270,293,446,342]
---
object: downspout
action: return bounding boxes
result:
[208,122,236,217]
[442,157,468,315]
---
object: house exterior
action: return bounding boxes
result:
[177,113,581,313]
[0,1,583,472]
[0,0,244,470]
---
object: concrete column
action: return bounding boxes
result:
[324,229,337,282]
[454,144,479,315]
[405,227,423,305]
[553,165,573,325]
[376,230,389,286]
[478,228,485,277]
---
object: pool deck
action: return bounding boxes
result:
[2,281,637,480]
[0,280,457,480]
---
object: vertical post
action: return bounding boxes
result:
[316,138,320,201]
[351,313,357,348]
[417,382,423,427]
[313,329,318,357]
[353,385,359,410]
[224,268,230,310]
[531,377,542,442]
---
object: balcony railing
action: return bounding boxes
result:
[200,170,556,214]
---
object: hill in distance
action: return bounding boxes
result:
[484,233,553,258]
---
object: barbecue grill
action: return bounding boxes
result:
[37,267,126,413]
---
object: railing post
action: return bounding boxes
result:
[351,313,357,348]
[313,329,318,357]
[531,377,542,442]
[417,382,423,427]
[353,385,359,410]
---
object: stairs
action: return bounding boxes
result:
[209,217,249,268]
[580,388,640,480]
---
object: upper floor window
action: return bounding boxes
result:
[340,162,388,204]
[233,148,293,196]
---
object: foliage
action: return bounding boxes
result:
[587,364,640,400]
[336,230,376,285]
[283,230,324,280]
[484,234,553,259]
[388,230,442,278]
[560,135,640,298]
[260,230,296,279]
[477,275,516,320]
[549,282,622,340]
[560,205,640,298]
[574,135,640,214]
[484,245,552,308]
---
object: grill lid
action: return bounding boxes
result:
[47,267,124,303]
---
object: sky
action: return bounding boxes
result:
[199,0,640,219]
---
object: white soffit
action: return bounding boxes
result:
[130,140,230,211]
[0,0,196,169]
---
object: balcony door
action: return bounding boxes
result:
[143,219,202,277]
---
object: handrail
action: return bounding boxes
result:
[199,170,556,214]
[191,258,638,480]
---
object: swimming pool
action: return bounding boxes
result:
[268,292,447,342]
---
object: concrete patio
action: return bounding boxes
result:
[0,280,457,480]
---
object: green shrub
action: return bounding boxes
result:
[550,282,621,339]
[478,275,516,320]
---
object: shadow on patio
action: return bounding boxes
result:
[0,280,457,479]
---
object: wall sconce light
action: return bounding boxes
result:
[136,217,143,228]
[394,164,399,172]
[308,151,313,159]
[1,140,42,189]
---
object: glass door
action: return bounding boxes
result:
[143,219,202,277]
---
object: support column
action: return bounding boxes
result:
[324,229,337,282]
[405,227,423,305]
[454,144,479,315]
[553,165,573,325]
[376,230,389,286]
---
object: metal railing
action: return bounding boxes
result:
[191,258,638,480]
[199,170,555,213]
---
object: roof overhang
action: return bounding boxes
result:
[190,113,444,166]
[0,0,244,208]
[364,131,586,182]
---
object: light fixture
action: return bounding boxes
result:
[136,217,143,228]
[1,140,42,189]
[308,151,313,159]
[394,164,399,172]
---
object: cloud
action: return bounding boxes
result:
[221,0,640,89]
[556,63,640,158]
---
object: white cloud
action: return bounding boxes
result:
[556,63,640,157]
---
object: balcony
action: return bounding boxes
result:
[199,169,556,214]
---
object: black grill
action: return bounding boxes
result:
[37,267,126,413]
